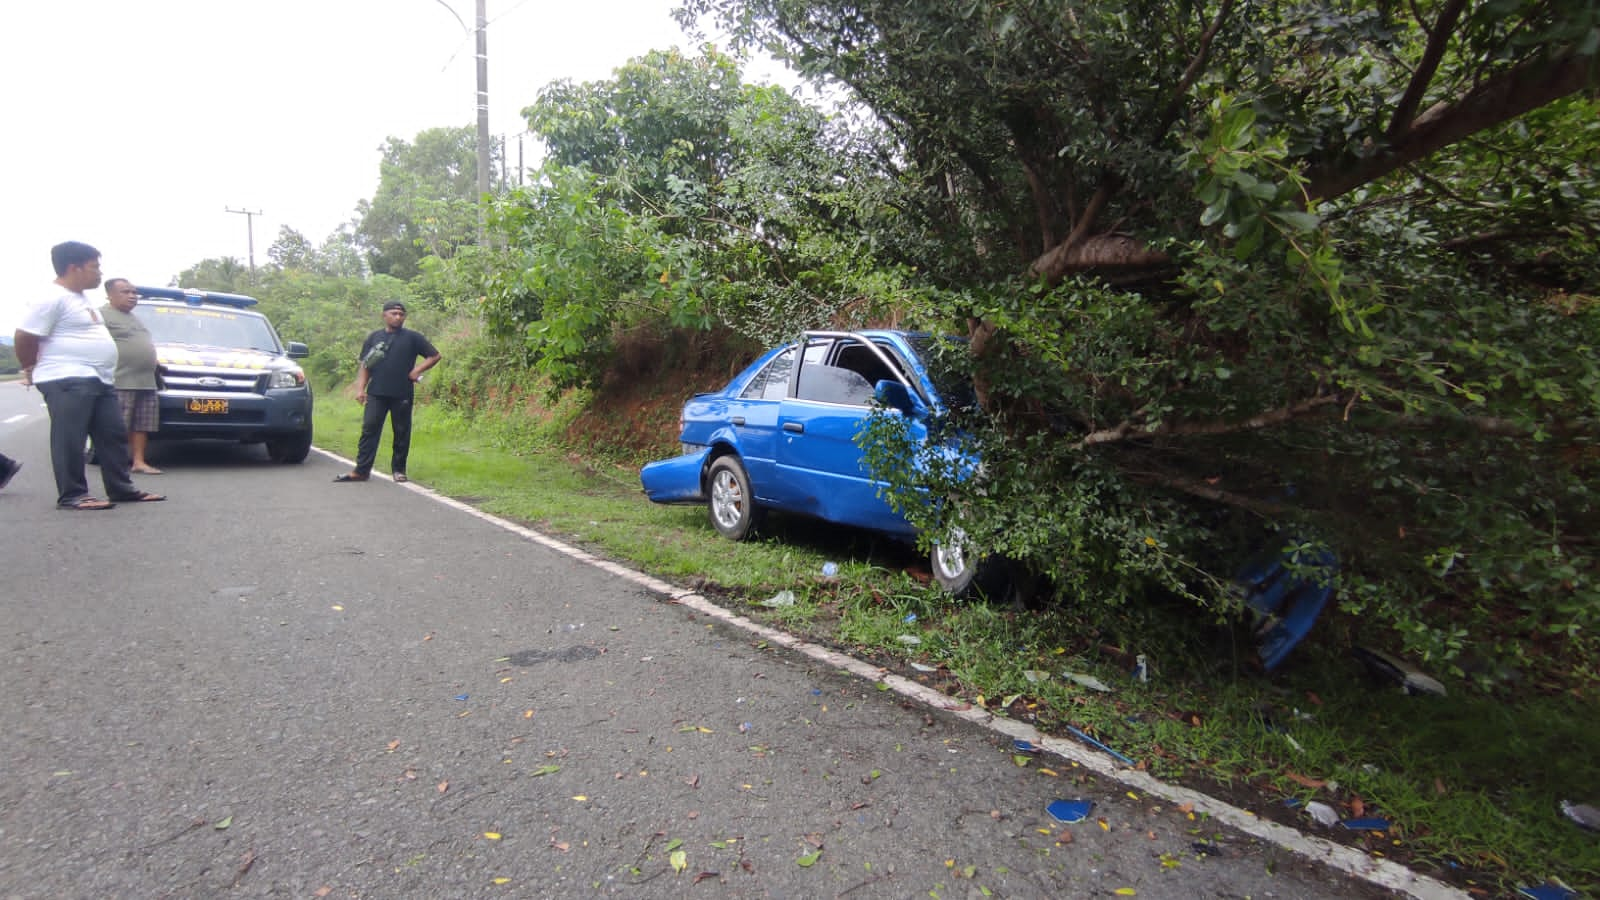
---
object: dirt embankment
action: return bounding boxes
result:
[561,327,761,463]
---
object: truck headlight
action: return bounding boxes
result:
[269,369,306,389]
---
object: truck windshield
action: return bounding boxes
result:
[138,306,281,352]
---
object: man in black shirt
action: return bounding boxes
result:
[335,301,441,483]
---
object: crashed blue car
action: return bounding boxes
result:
[640,330,989,593]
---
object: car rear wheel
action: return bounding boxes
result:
[265,429,313,464]
[707,455,762,541]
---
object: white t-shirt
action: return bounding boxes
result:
[18,286,120,385]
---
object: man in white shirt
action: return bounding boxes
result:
[13,241,164,510]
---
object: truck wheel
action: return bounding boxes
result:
[266,429,313,464]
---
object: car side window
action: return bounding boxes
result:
[795,365,876,406]
[740,347,796,400]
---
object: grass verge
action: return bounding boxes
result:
[316,395,1600,897]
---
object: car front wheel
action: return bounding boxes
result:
[266,429,313,464]
[707,455,762,541]
[931,526,1000,598]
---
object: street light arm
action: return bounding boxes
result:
[431,0,468,33]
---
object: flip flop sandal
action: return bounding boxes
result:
[333,473,369,482]
[393,473,408,483]
[59,497,116,510]
[112,491,166,502]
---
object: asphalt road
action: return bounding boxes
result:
[0,382,1416,899]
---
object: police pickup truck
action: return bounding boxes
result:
[131,286,314,463]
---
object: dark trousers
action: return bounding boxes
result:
[37,377,136,506]
[354,393,414,476]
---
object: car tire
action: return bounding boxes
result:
[706,455,763,541]
[931,526,1001,598]
[265,429,313,464]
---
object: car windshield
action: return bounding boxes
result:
[139,305,281,352]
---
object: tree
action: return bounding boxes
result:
[355,126,493,279]
[681,0,1600,667]
[178,257,251,293]
[486,47,909,388]
[267,226,319,272]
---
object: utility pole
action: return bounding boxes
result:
[225,207,263,273]
[474,0,489,206]
[433,0,490,244]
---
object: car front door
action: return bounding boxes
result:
[774,334,924,537]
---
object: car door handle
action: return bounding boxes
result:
[731,416,746,426]
[783,422,805,434]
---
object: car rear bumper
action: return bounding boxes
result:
[640,448,711,503]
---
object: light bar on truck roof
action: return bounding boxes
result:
[133,285,259,308]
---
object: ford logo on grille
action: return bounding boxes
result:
[198,377,226,387]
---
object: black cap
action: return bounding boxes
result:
[383,301,406,312]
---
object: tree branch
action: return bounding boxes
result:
[1026,180,1117,282]
[1308,50,1596,203]
[1126,470,1292,518]
[1385,0,1469,143]
[1158,0,1234,136]
[1078,392,1346,448]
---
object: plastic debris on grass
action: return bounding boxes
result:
[1351,645,1447,696]
[761,590,797,608]
[1065,724,1137,766]
[1340,817,1391,832]
[1560,799,1600,831]
[1304,801,1340,827]
[1516,880,1578,900]
[1062,672,1115,693]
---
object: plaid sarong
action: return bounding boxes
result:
[116,389,160,433]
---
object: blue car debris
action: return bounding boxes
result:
[640,329,989,594]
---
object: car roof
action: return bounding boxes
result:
[134,285,259,309]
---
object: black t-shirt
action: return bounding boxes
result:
[359,327,438,397]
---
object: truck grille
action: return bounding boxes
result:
[162,366,263,394]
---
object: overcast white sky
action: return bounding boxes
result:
[1,0,784,329]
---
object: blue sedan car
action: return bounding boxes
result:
[640,330,989,593]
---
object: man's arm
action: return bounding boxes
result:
[409,351,441,382]
[13,331,40,369]
[13,331,40,386]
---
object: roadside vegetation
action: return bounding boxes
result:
[169,2,1596,894]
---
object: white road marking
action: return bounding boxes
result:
[312,447,1467,900]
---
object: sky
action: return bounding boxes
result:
[0,0,785,330]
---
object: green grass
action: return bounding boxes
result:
[315,395,1600,896]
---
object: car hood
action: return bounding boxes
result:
[157,346,284,370]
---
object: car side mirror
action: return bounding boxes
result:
[874,380,926,418]
[285,341,310,359]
